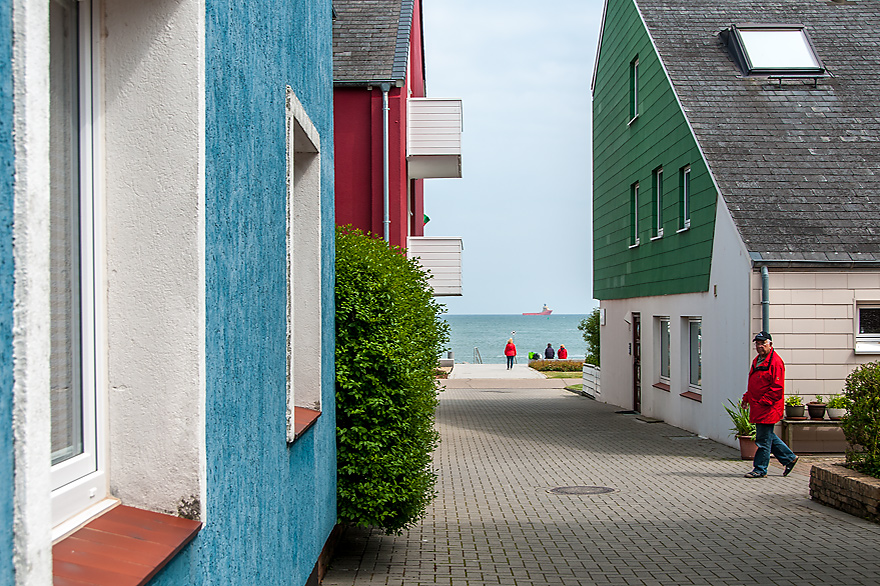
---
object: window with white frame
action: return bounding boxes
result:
[286,87,323,442]
[688,318,702,389]
[652,166,663,239]
[629,182,640,248]
[49,0,106,527]
[855,305,880,354]
[659,317,670,382]
[678,165,691,231]
[629,56,639,122]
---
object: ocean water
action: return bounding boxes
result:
[441,314,589,364]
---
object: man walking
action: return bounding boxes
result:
[742,331,798,478]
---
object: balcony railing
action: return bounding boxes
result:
[407,98,462,179]
[407,236,463,296]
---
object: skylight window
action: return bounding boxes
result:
[723,24,825,77]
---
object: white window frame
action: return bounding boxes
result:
[629,182,640,248]
[49,0,108,530]
[687,318,702,390]
[629,56,639,124]
[855,303,880,355]
[658,317,670,383]
[652,167,663,240]
[678,165,691,232]
[286,87,323,443]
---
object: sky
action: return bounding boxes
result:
[420,0,606,315]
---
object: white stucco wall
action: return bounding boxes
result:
[599,198,753,447]
[102,0,204,516]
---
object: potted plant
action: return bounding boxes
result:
[826,394,850,420]
[784,395,805,419]
[807,395,827,420]
[725,399,757,460]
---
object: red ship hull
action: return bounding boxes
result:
[522,309,553,316]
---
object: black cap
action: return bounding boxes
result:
[753,331,772,342]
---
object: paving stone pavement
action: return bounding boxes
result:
[322,382,880,586]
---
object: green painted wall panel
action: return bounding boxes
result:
[592,0,716,300]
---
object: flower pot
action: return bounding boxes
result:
[807,403,826,420]
[827,408,847,420]
[737,435,758,460]
[785,404,805,419]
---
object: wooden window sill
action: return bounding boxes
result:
[680,391,702,402]
[294,406,321,438]
[653,382,671,392]
[53,505,201,586]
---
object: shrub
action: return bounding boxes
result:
[841,362,880,479]
[335,226,450,534]
[578,308,600,367]
[528,359,584,372]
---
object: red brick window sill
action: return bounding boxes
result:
[294,406,321,437]
[53,505,201,586]
[680,391,702,403]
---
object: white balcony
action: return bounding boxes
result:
[407,236,463,296]
[407,98,462,179]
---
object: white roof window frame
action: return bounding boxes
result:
[723,24,827,78]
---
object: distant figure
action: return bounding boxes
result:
[558,345,568,360]
[544,343,555,359]
[504,338,517,370]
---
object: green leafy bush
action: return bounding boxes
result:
[528,359,584,372]
[724,399,756,439]
[841,362,880,478]
[578,308,600,366]
[335,226,450,534]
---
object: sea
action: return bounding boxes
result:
[441,314,590,364]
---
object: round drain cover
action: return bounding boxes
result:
[549,486,614,495]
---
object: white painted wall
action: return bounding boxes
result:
[599,198,753,446]
[102,0,204,516]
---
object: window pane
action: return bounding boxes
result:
[49,0,83,466]
[660,319,670,378]
[739,29,819,70]
[689,320,701,387]
[860,308,880,335]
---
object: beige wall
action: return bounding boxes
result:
[754,270,880,399]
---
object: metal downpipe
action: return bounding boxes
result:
[380,83,391,242]
[761,266,770,333]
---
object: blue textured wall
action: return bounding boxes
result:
[0,0,14,581]
[150,0,336,583]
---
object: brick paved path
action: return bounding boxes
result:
[323,383,880,586]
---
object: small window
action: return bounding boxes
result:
[724,24,825,77]
[688,319,701,388]
[629,56,639,122]
[629,182,640,248]
[855,305,880,354]
[678,165,690,231]
[652,167,663,239]
[659,318,670,381]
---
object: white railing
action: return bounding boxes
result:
[582,364,601,399]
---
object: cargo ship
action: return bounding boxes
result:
[522,304,552,316]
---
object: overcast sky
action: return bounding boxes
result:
[421,0,606,315]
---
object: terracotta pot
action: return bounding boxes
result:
[785,404,805,419]
[738,435,758,460]
[807,403,826,420]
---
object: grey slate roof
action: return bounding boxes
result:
[634,0,880,263]
[333,0,414,84]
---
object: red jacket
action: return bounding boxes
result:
[558,347,568,359]
[742,349,785,424]
[504,343,516,357]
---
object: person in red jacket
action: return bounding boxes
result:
[741,331,798,478]
[557,345,568,359]
[504,339,517,370]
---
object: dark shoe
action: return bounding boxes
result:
[783,456,799,477]
[744,471,767,478]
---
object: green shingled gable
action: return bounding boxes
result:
[592,0,716,300]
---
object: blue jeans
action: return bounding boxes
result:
[506,355,514,369]
[753,423,796,475]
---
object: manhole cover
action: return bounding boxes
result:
[548,486,615,495]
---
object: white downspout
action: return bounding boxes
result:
[380,83,391,242]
